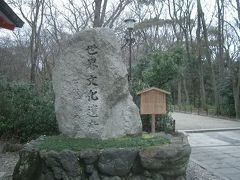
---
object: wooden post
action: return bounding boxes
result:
[151,114,156,133]
[173,120,176,132]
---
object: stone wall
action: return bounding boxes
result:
[13,133,191,180]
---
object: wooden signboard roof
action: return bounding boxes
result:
[137,87,171,95]
[0,0,24,30]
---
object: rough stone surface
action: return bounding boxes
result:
[13,133,191,180]
[89,170,100,180]
[101,176,122,180]
[0,144,224,180]
[98,148,138,176]
[13,149,83,180]
[139,134,191,178]
[13,149,42,180]
[79,148,99,164]
[86,164,94,174]
[131,154,144,175]
[41,150,81,179]
[52,28,142,139]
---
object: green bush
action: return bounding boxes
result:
[156,114,175,132]
[129,48,182,133]
[140,114,175,133]
[0,75,58,142]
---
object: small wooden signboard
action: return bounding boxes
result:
[137,87,170,133]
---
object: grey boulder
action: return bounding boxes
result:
[98,148,138,176]
[52,28,142,139]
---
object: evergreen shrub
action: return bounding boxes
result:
[0,75,58,142]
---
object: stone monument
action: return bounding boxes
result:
[52,28,142,139]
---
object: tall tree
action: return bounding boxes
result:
[10,0,46,83]
[93,0,131,28]
[196,0,206,109]
[234,0,240,118]
[197,0,218,111]
[228,0,240,118]
[216,0,225,114]
[167,0,195,105]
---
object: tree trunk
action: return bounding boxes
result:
[217,0,225,73]
[233,62,240,118]
[236,0,240,29]
[196,0,207,109]
[93,0,102,27]
[216,0,225,114]
[177,78,182,105]
[197,0,218,112]
[199,66,206,109]
[17,0,45,84]
[234,0,240,118]
[183,77,190,104]
[30,27,37,83]
[100,0,108,26]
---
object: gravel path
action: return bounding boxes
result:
[186,160,224,180]
[0,152,19,180]
[0,152,223,180]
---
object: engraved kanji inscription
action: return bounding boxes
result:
[87,75,98,86]
[87,104,98,117]
[87,56,98,70]
[86,44,98,55]
[88,119,99,127]
[88,90,98,101]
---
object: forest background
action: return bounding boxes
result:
[0,0,239,141]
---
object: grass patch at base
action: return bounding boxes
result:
[38,134,170,151]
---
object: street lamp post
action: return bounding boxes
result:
[124,18,136,81]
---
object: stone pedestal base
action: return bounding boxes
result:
[13,133,191,180]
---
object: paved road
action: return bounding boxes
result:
[189,131,240,180]
[172,112,240,180]
[171,112,240,131]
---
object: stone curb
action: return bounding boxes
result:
[190,158,230,180]
[179,127,240,133]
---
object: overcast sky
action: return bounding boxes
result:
[0,0,238,40]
